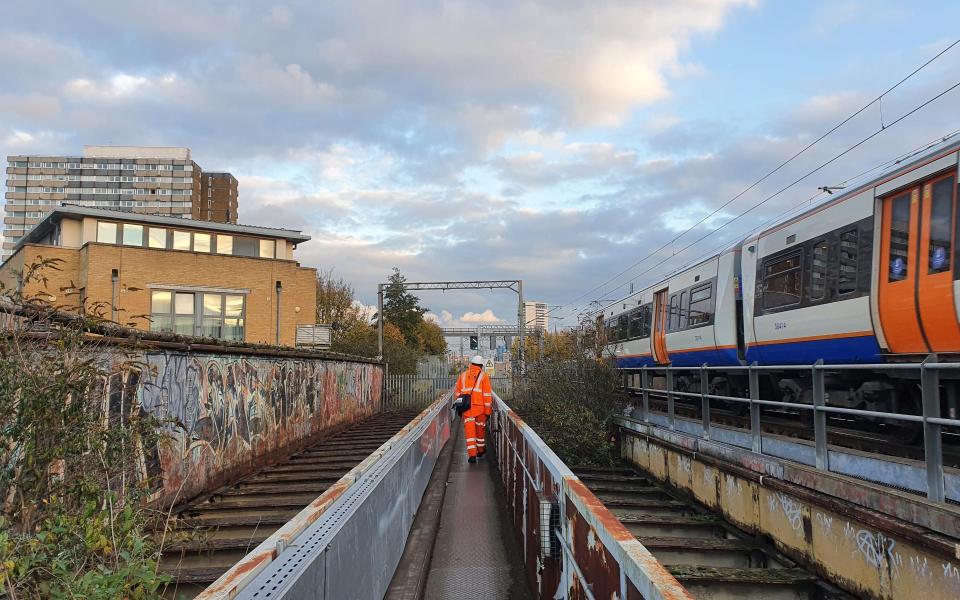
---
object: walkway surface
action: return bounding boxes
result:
[424,432,532,599]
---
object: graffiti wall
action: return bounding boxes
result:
[103,348,384,507]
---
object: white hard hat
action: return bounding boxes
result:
[470,355,484,366]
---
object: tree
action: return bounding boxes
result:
[333,321,421,375]
[416,320,447,355]
[511,330,579,363]
[382,268,427,346]
[316,270,366,345]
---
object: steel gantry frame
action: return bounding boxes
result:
[377,279,525,371]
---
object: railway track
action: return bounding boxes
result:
[159,409,420,599]
[574,465,853,600]
[635,392,960,468]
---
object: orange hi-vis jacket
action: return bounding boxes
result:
[456,365,493,418]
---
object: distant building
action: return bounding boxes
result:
[3,146,239,259]
[198,172,239,224]
[0,206,317,347]
[524,301,549,331]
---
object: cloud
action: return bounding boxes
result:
[460,310,504,324]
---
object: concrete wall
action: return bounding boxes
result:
[104,346,383,507]
[620,430,960,600]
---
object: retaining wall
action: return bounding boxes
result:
[618,419,960,600]
[103,345,383,507]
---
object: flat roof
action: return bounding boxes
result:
[13,205,310,252]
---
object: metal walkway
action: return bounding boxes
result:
[424,434,531,600]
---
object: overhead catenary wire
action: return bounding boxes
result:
[559,75,960,324]
[552,38,960,322]
[599,128,960,307]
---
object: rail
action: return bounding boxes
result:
[623,358,960,504]
[492,394,692,600]
[384,373,513,410]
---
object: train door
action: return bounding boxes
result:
[878,172,960,353]
[652,288,670,363]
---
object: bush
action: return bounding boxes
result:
[0,259,169,599]
[511,357,626,467]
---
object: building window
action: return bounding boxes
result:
[174,292,195,335]
[234,236,258,257]
[259,239,275,259]
[150,289,245,341]
[151,290,172,331]
[122,224,143,246]
[173,231,191,251]
[149,227,167,248]
[194,233,211,253]
[216,235,233,255]
[97,221,117,244]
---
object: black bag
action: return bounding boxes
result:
[455,394,471,415]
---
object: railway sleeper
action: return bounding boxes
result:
[575,467,855,600]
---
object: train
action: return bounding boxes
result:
[600,138,960,419]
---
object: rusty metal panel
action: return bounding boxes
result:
[565,494,623,599]
[492,396,693,600]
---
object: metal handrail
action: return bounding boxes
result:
[622,358,956,503]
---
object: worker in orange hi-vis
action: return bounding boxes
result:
[454,355,494,464]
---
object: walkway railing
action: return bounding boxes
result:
[203,391,454,600]
[623,359,960,504]
[385,373,512,410]
[492,395,692,600]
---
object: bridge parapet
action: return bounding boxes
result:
[105,343,383,507]
[493,397,693,600]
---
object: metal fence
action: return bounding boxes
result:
[623,358,960,504]
[384,373,513,411]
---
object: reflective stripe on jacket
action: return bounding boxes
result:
[456,365,493,417]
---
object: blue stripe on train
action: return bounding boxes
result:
[745,335,881,365]
[615,355,656,368]
[614,347,740,369]
[666,346,740,367]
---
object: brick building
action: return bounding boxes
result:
[198,172,239,223]
[4,146,239,259]
[0,206,317,347]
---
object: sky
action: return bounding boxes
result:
[3,1,960,331]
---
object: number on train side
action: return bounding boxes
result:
[774,321,788,330]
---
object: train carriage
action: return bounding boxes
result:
[602,137,960,418]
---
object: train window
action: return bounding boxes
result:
[669,294,679,332]
[617,315,629,340]
[929,176,954,274]
[762,252,803,310]
[810,240,828,301]
[628,308,643,339]
[679,291,688,329]
[688,283,712,327]
[889,193,911,282]
[640,304,652,338]
[838,229,859,294]
[605,319,616,342]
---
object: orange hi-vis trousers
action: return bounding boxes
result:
[457,366,493,458]
[462,414,487,458]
